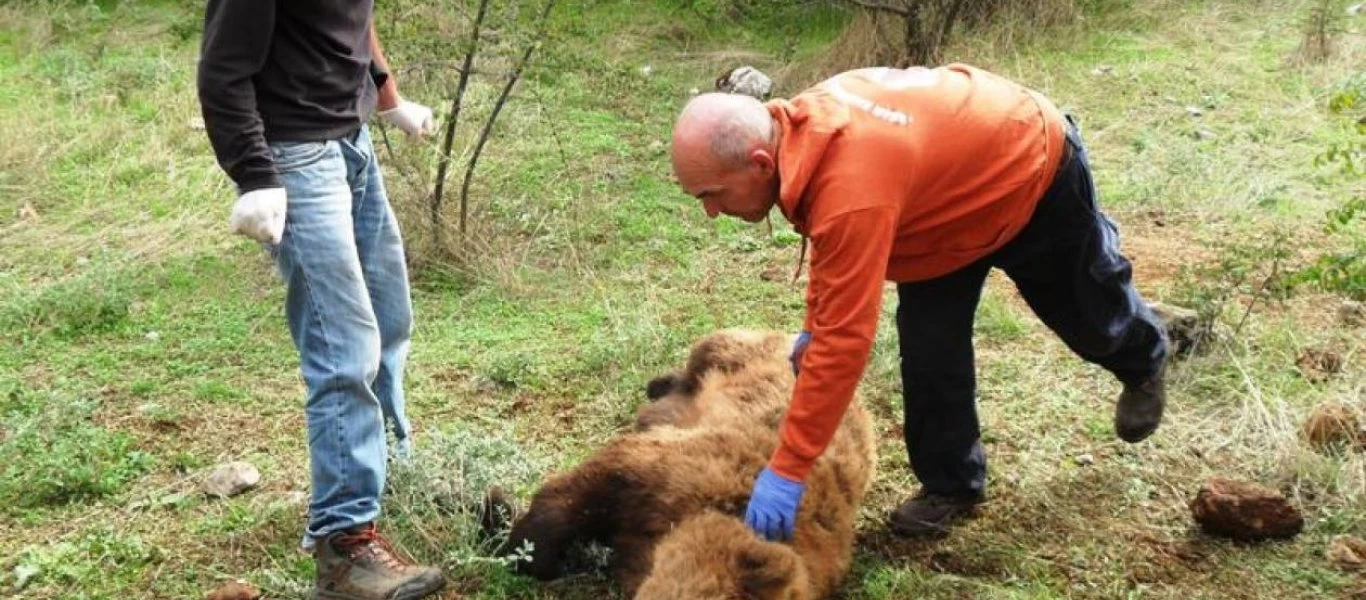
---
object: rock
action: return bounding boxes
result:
[1185,106,1204,117]
[715,65,773,100]
[1189,477,1303,541]
[1193,129,1216,141]
[639,64,653,77]
[1075,453,1095,466]
[145,330,160,342]
[205,581,261,600]
[203,461,261,498]
[1340,300,1365,327]
[1329,535,1366,571]
[1296,347,1343,383]
[1090,65,1113,76]
[648,139,665,153]
[1302,402,1364,451]
[1148,301,1209,357]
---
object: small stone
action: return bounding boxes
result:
[1329,535,1366,571]
[1090,65,1113,76]
[639,65,653,77]
[203,461,261,498]
[145,330,160,341]
[13,563,39,590]
[648,139,665,152]
[188,116,206,131]
[1185,106,1204,117]
[1075,453,1095,466]
[1303,402,1364,451]
[205,581,262,600]
[1193,129,1216,141]
[1189,477,1303,541]
[1340,300,1365,327]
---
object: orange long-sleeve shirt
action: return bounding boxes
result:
[766,64,1067,481]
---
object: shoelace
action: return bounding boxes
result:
[334,526,409,571]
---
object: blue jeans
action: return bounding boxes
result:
[266,125,413,546]
[895,116,1168,497]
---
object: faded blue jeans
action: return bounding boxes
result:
[266,125,413,549]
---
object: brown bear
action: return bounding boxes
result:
[501,328,877,599]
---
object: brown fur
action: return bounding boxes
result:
[503,329,877,599]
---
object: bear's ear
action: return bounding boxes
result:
[645,373,680,401]
[734,542,798,598]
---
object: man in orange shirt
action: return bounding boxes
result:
[670,64,1168,539]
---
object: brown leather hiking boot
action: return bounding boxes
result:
[1115,368,1166,443]
[313,524,446,600]
[888,491,982,538]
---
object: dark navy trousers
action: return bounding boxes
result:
[895,117,1167,497]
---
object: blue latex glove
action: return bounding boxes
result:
[789,330,811,375]
[744,467,806,541]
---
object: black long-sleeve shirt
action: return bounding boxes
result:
[197,0,388,192]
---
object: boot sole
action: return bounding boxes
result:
[313,575,446,600]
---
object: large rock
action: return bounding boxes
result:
[1189,477,1303,541]
[714,65,773,100]
[1148,301,1210,358]
[203,461,261,499]
[1303,402,1364,451]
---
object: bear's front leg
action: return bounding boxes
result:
[503,456,631,580]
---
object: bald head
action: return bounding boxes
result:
[671,92,775,171]
[670,93,782,223]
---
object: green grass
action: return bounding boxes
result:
[1,0,1364,598]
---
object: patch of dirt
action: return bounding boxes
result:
[1118,218,1212,291]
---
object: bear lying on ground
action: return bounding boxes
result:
[500,328,877,599]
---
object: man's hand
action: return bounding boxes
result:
[790,330,811,375]
[744,467,805,541]
[378,99,434,138]
[229,187,287,245]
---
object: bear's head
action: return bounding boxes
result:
[633,511,810,600]
[636,329,798,431]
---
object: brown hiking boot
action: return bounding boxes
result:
[888,491,982,538]
[1115,368,1165,443]
[313,523,446,600]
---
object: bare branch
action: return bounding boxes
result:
[432,0,492,249]
[458,0,558,236]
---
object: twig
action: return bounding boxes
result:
[1232,255,1280,339]
[433,0,492,249]
[458,0,558,235]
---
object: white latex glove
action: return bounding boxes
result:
[379,99,434,138]
[229,187,287,245]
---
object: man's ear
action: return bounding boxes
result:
[750,148,776,176]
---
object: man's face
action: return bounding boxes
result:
[673,148,778,223]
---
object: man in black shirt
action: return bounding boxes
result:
[197,1,443,598]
